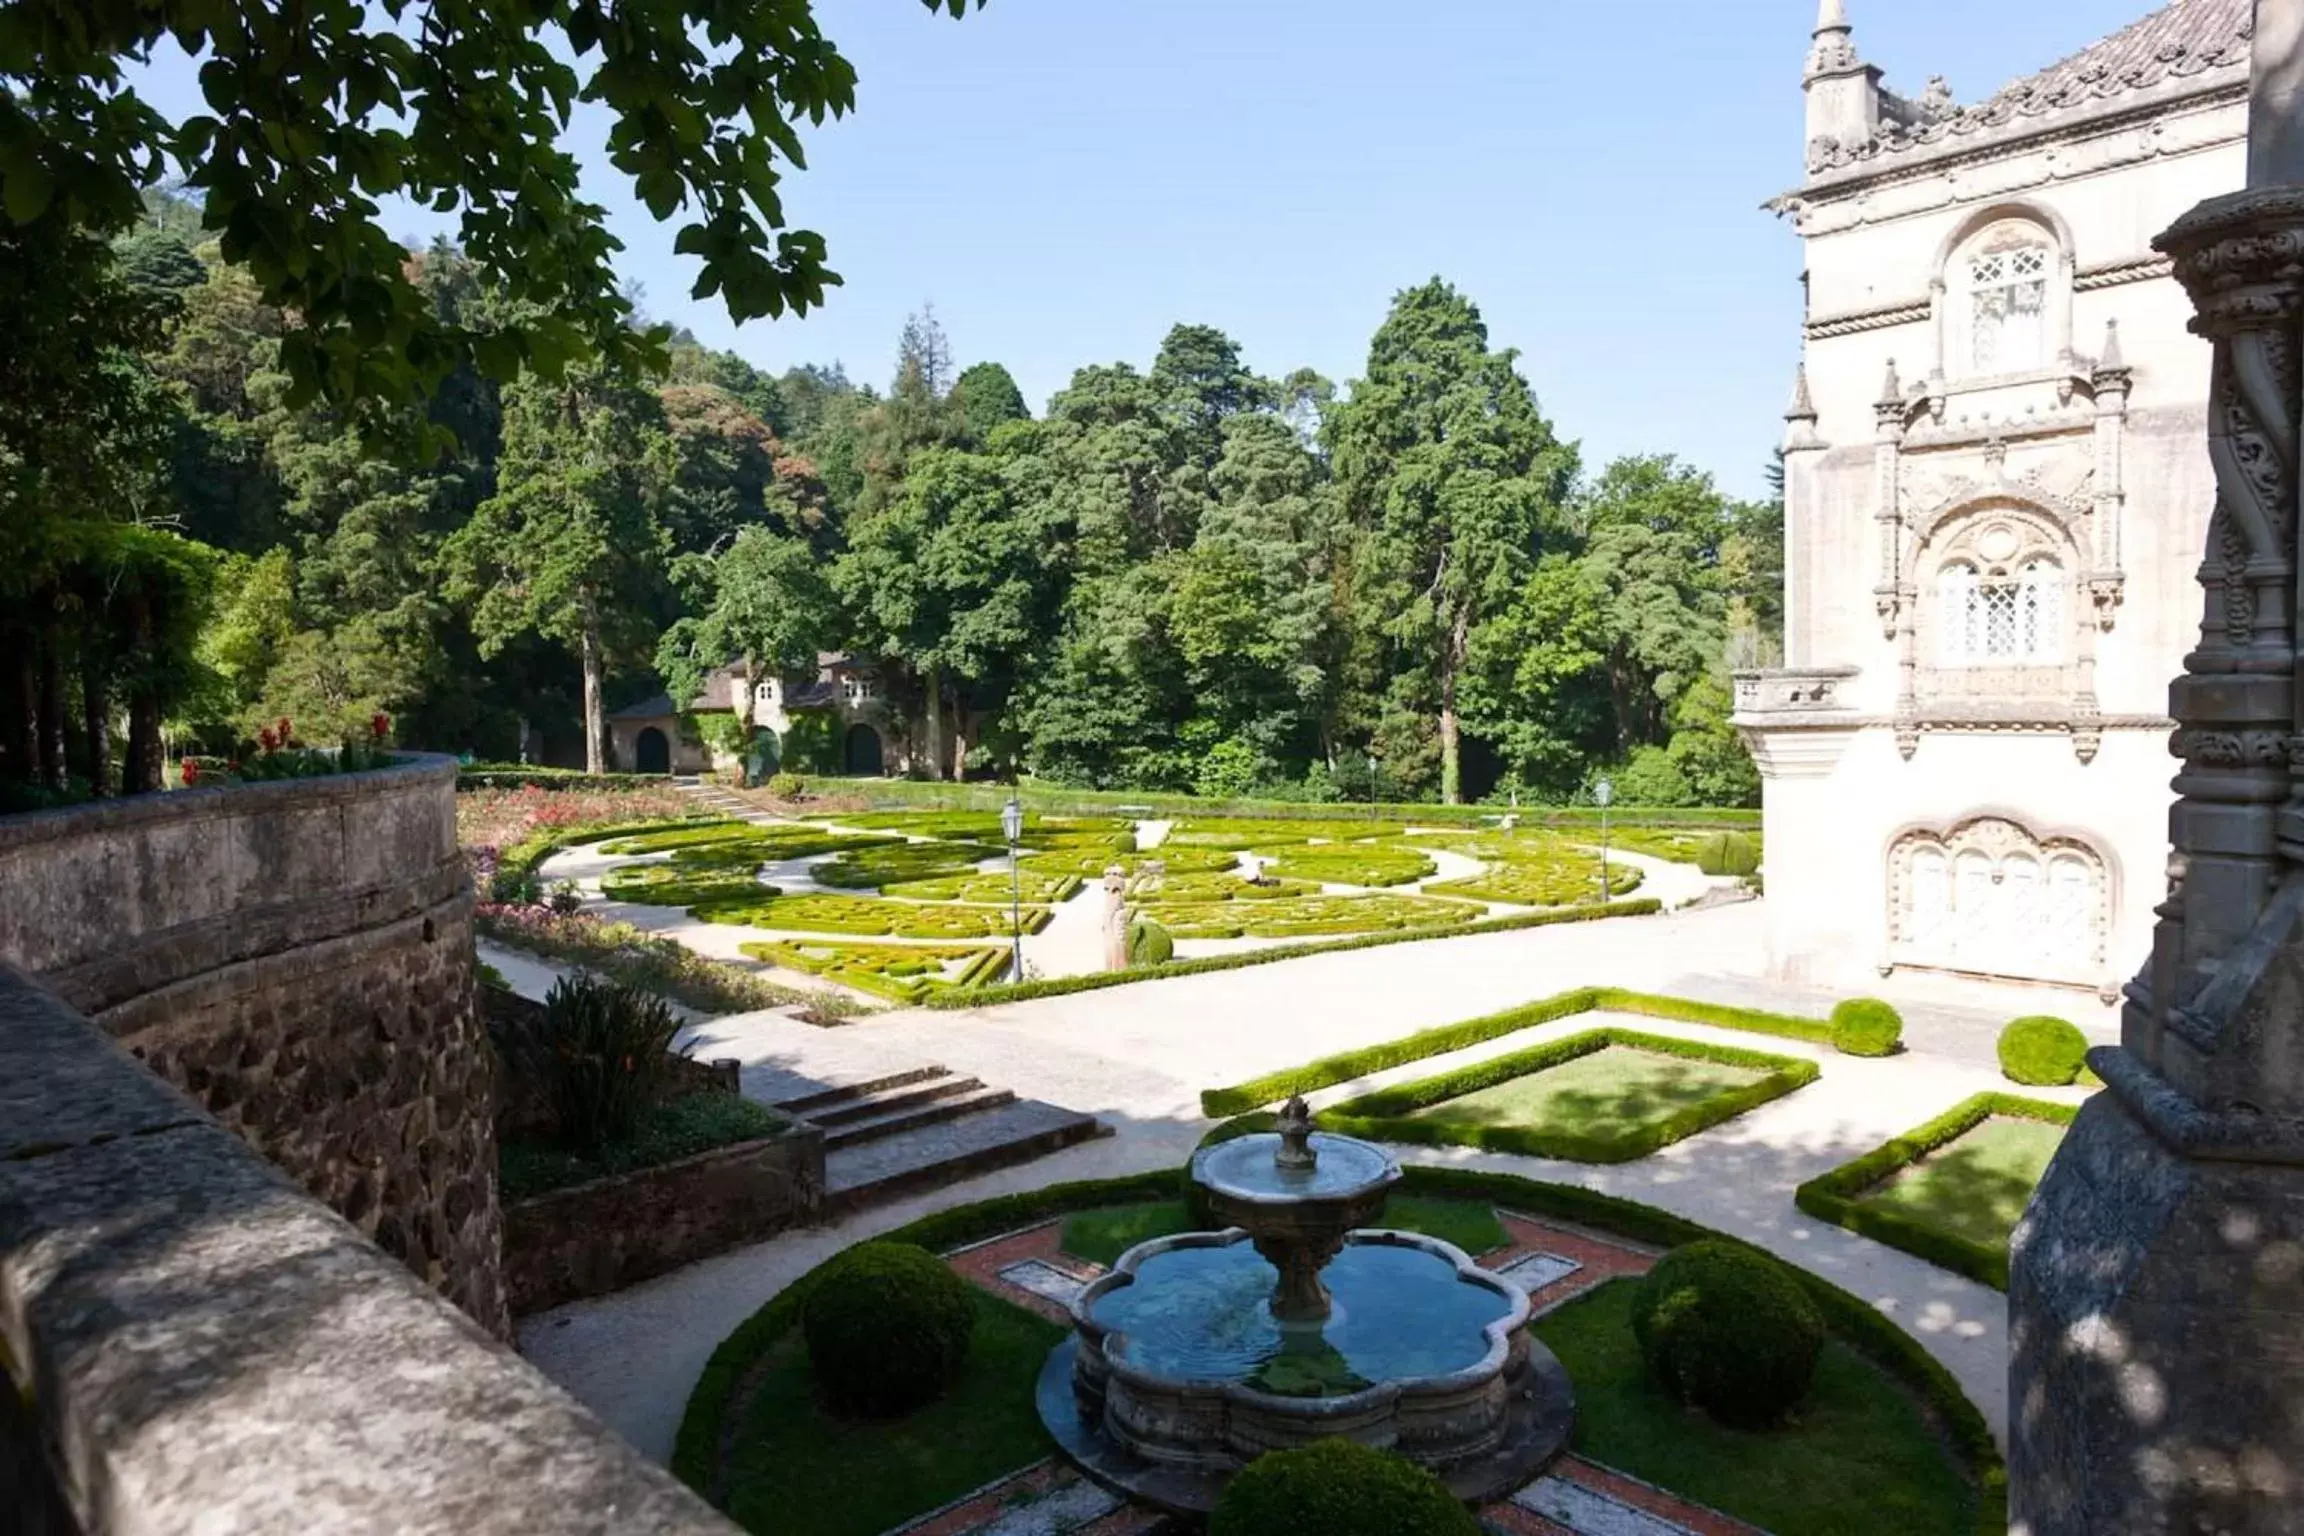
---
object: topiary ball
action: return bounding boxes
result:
[1830,997,1903,1057]
[1631,1240,1824,1429]
[1211,1438,1480,1536]
[1695,831,1761,878]
[1128,917,1175,966]
[801,1241,976,1418]
[1998,1015,2089,1086]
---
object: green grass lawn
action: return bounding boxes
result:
[1858,1116,2066,1249]
[720,1289,1063,1536]
[499,1093,787,1202]
[1058,1195,1508,1269]
[1535,1279,1974,1536]
[1408,1046,1761,1136]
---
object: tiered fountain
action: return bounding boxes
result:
[1037,1098,1573,1513]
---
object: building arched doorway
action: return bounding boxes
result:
[635,727,671,775]
[843,723,884,776]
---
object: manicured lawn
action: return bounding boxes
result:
[720,1289,1064,1536]
[1058,1195,1508,1269]
[1535,1279,1975,1536]
[1407,1046,1760,1136]
[499,1093,787,1201]
[1858,1116,2066,1249]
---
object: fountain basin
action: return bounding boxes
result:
[1192,1132,1400,1320]
[1038,1227,1572,1513]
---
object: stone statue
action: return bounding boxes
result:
[2010,9,2304,1530]
[1274,1095,1317,1170]
[1102,864,1128,972]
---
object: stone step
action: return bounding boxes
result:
[768,1065,954,1117]
[824,1099,1109,1211]
[818,1083,1018,1148]
[801,1072,989,1128]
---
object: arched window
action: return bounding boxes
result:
[1936,557,2063,665]
[1944,218,2061,379]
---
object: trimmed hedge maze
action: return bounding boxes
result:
[1252,841,1437,887]
[743,940,1011,1003]
[1318,1028,1817,1163]
[1142,892,1481,940]
[696,892,1052,939]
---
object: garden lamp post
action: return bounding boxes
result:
[1367,749,1379,822]
[1595,777,1613,903]
[1001,794,1025,983]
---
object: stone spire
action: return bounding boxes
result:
[1804,0,1880,171]
[2096,316,2123,373]
[1782,363,1823,452]
[2010,5,2304,1531]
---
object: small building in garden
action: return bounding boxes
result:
[1734,0,2247,1000]
[606,653,909,777]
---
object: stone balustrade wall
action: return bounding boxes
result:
[0,967,737,1536]
[0,755,505,1334]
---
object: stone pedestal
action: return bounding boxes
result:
[2008,170,2304,1533]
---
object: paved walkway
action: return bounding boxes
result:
[513,898,2085,1470]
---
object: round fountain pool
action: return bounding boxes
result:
[1092,1236,1513,1396]
[1039,1109,1571,1511]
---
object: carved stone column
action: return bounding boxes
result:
[2006,146,2304,1536]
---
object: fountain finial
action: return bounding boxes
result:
[1274,1095,1317,1170]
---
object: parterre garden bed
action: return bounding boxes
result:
[1796,1093,2076,1289]
[1141,890,1481,939]
[741,938,1011,1003]
[1319,1028,1817,1162]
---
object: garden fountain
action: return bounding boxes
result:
[1037,1098,1573,1512]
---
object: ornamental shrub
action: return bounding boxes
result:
[1999,1015,2089,1086]
[1127,917,1175,966]
[1695,831,1761,878]
[497,973,686,1151]
[1830,997,1903,1057]
[1631,1240,1824,1429]
[801,1242,976,1418]
[766,771,807,800]
[1210,1438,1479,1536]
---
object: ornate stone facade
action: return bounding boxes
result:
[2010,10,2304,1526]
[1737,0,2248,998]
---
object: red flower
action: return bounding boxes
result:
[227,760,242,774]
[371,712,391,740]
[257,726,277,752]
[180,759,199,786]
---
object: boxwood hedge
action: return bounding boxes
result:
[1792,1091,2079,1290]
[1317,1028,1819,1163]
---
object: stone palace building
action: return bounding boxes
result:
[1736,0,2253,1000]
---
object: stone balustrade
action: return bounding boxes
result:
[1729,665,1863,719]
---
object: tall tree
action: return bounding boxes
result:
[952,361,1029,446]
[1325,279,1576,803]
[838,448,1052,780]
[4,0,987,427]
[656,526,838,754]
[445,368,670,772]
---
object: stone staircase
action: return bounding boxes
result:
[671,776,775,824]
[769,1066,1108,1213]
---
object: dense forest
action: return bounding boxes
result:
[5,196,1780,809]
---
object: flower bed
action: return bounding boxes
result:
[1793,1092,2077,1290]
[1125,870,1319,902]
[474,903,855,1016]
[1141,891,1481,939]
[810,839,1002,889]
[1423,848,1643,906]
[1318,1028,1817,1163]
[1024,844,1241,878]
[741,939,1012,1003]
[598,861,777,909]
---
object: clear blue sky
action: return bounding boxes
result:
[134,0,2156,500]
